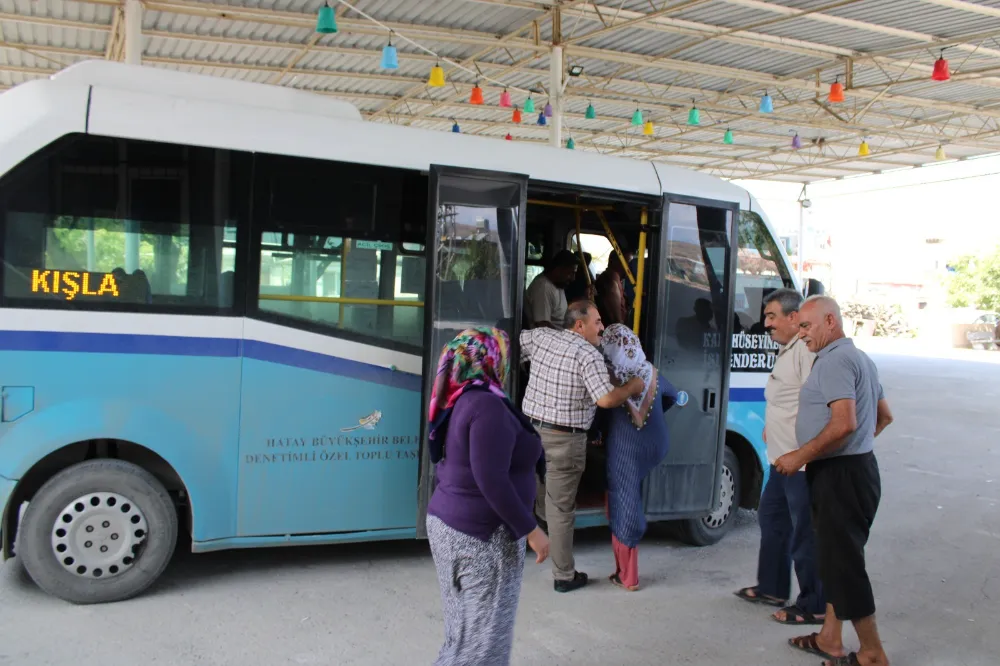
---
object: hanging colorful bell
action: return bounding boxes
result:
[829,79,845,103]
[505,133,513,141]
[452,121,460,133]
[932,53,950,81]
[567,137,575,150]
[643,120,654,136]
[469,83,484,105]
[380,40,398,70]
[316,3,337,33]
[499,89,512,108]
[858,139,870,156]
[723,128,734,145]
[759,92,774,113]
[428,64,445,87]
[935,144,947,161]
[524,96,536,113]
[537,112,546,126]
[631,108,643,126]
[791,133,802,149]
[687,106,700,126]
[544,102,553,117]
[512,106,522,123]
[585,102,596,119]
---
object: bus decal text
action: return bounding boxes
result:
[30,269,119,301]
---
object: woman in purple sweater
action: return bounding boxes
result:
[426,327,550,666]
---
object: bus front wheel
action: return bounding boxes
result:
[676,446,741,547]
[18,459,178,604]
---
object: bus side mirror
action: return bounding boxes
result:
[804,278,825,297]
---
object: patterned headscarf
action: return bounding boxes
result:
[601,323,658,429]
[427,327,511,462]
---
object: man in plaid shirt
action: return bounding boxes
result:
[521,300,644,593]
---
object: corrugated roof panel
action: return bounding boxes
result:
[759,18,919,53]
[669,40,828,76]
[672,1,781,30]
[828,0,1000,38]
[5,0,1000,181]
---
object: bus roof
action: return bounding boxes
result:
[2,61,751,207]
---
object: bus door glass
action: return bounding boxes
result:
[415,166,528,537]
[644,198,736,519]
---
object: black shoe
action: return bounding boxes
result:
[554,571,588,593]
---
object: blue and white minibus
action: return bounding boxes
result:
[0,61,804,604]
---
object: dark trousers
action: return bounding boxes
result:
[757,466,826,615]
[807,452,882,622]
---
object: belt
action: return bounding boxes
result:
[529,419,587,434]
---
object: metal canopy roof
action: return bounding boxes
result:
[4,0,1000,182]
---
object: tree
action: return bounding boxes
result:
[946,247,1000,311]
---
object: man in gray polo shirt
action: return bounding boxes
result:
[775,296,894,666]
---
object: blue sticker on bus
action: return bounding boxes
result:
[675,390,689,407]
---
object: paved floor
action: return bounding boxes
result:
[1,346,998,665]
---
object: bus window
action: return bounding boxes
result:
[569,232,613,274]
[524,225,546,287]
[735,211,793,333]
[252,155,425,350]
[0,135,250,312]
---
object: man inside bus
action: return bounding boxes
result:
[775,295,894,666]
[735,288,826,627]
[565,252,596,303]
[523,250,578,330]
[520,300,645,593]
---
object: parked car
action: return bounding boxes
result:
[966,312,1000,349]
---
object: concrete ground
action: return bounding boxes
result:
[1,344,998,665]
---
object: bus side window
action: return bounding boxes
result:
[735,210,793,332]
[0,134,250,314]
[252,156,426,350]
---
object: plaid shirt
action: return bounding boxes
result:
[519,328,615,429]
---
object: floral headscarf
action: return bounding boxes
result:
[601,323,658,429]
[427,327,510,462]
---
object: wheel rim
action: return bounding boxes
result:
[702,465,736,530]
[50,492,148,580]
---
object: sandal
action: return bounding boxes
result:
[825,655,861,666]
[788,633,836,660]
[609,573,639,591]
[772,604,825,625]
[734,586,786,607]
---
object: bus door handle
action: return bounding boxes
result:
[703,389,717,412]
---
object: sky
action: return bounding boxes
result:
[731,153,1000,301]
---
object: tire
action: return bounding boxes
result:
[676,446,741,547]
[18,459,178,604]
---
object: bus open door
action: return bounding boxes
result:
[414,165,529,538]
[641,195,739,545]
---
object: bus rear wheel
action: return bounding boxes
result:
[676,446,741,547]
[18,459,178,604]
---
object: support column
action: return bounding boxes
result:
[798,186,808,290]
[549,6,562,148]
[549,45,563,148]
[124,0,142,66]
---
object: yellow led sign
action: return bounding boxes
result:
[30,269,120,301]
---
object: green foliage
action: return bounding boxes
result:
[842,301,915,338]
[946,247,1000,311]
[47,217,189,285]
